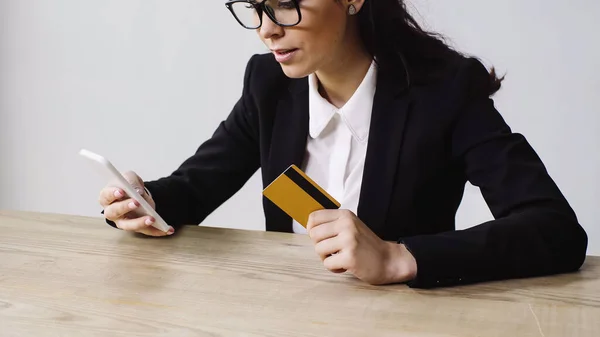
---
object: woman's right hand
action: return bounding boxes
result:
[98,171,174,237]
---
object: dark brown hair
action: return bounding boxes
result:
[355,0,504,95]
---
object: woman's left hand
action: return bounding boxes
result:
[307,209,418,285]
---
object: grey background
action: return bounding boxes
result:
[1,0,598,254]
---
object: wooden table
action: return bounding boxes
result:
[0,210,598,336]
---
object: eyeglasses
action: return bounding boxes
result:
[225,0,302,29]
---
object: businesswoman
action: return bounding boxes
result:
[98,0,588,288]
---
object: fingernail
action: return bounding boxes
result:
[135,187,144,195]
[167,227,174,235]
[114,190,123,198]
[145,217,155,225]
[128,201,138,209]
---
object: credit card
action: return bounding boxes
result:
[263,164,340,228]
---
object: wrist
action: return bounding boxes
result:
[384,242,418,284]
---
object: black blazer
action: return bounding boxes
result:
[141,53,588,288]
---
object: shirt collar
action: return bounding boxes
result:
[307,61,377,143]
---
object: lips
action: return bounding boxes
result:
[271,48,298,63]
[273,48,297,54]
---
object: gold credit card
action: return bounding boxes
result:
[263,164,341,228]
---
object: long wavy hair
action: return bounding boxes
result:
[355,0,504,95]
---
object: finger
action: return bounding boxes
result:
[314,236,342,260]
[117,216,175,236]
[323,253,347,273]
[98,187,125,208]
[104,198,140,221]
[115,215,156,232]
[308,221,340,243]
[137,225,175,237]
[307,209,344,231]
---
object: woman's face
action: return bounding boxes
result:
[255,0,364,78]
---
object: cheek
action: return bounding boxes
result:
[302,16,345,55]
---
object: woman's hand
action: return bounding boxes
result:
[307,209,417,285]
[98,171,174,237]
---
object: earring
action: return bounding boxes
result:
[348,4,357,15]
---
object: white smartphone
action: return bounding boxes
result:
[78,148,170,232]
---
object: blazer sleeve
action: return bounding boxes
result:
[400,58,588,288]
[138,55,262,229]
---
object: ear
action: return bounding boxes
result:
[347,0,366,14]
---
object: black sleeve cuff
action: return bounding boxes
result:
[398,232,488,288]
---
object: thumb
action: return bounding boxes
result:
[122,171,153,206]
[122,171,145,195]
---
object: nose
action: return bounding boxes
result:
[258,11,284,40]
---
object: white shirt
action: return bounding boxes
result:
[293,61,377,234]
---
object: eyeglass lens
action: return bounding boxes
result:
[230,0,299,28]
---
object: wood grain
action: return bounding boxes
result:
[0,210,598,336]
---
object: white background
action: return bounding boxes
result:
[1,1,598,255]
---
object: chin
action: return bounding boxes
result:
[278,63,313,79]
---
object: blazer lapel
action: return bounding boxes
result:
[264,69,411,235]
[357,70,412,238]
[268,78,309,177]
[264,78,309,233]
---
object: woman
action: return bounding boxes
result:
[98,0,588,288]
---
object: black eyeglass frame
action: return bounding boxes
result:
[225,0,303,29]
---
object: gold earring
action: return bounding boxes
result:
[348,4,357,15]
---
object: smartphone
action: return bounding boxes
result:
[78,149,170,232]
